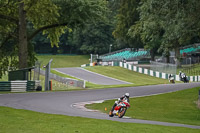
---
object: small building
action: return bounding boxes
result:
[8,67,35,81]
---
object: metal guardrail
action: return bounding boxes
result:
[0,81,11,91]
[11,81,27,92]
[0,81,39,92]
[38,69,85,88]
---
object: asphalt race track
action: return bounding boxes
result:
[0,83,200,129]
[54,67,131,85]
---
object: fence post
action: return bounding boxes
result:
[45,59,53,91]
[83,80,86,88]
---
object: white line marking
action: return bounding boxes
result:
[80,67,133,84]
[132,91,178,98]
[53,69,95,85]
[72,100,104,112]
[54,67,132,85]
[53,69,81,80]
[122,116,131,119]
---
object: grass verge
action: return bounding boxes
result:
[36,55,90,68]
[0,106,199,133]
[178,64,200,76]
[86,87,200,126]
[85,66,169,86]
[51,69,79,80]
[50,66,172,89]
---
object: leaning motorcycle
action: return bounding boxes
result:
[109,100,130,118]
[169,76,175,83]
[181,73,189,83]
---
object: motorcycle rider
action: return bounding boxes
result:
[181,73,188,83]
[179,71,182,81]
[111,93,130,111]
[168,74,175,83]
[179,71,189,83]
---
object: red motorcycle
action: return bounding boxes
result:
[109,100,130,118]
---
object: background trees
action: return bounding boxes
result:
[32,0,118,55]
[0,0,108,77]
[113,0,143,49]
[128,0,200,64]
[1,0,200,78]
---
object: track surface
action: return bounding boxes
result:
[0,83,200,129]
[54,67,131,85]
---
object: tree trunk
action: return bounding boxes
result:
[175,46,181,67]
[150,49,155,61]
[166,51,170,63]
[18,0,28,69]
[166,55,170,63]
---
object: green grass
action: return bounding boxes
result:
[50,66,170,89]
[178,64,200,76]
[85,66,169,86]
[0,106,199,133]
[39,74,81,91]
[50,70,105,90]
[51,69,79,80]
[85,82,134,89]
[50,66,171,89]
[36,55,90,68]
[86,87,200,126]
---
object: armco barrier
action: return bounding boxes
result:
[0,81,11,91]
[38,69,84,88]
[11,81,27,92]
[0,80,39,92]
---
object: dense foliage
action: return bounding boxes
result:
[0,0,108,78]
[1,0,200,78]
[128,0,200,63]
[113,0,143,49]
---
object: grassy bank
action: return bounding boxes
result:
[178,64,200,76]
[36,55,90,68]
[0,106,199,133]
[86,87,200,126]
[85,66,169,86]
[50,66,170,89]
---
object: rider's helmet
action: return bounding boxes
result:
[125,93,129,98]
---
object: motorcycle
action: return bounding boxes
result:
[180,73,189,83]
[109,100,130,118]
[169,76,175,84]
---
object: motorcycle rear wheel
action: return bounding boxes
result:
[118,108,126,118]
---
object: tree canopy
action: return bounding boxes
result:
[0,0,108,77]
[113,0,143,49]
[1,0,200,78]
[128,0,200,63]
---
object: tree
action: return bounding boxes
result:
[78,22,115,54]
[128,0,164,61]
[113,0,143,49]
[128,0,200,65]
[0,0,108,78]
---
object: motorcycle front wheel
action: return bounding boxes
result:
[118,108,127,118]
[109,110,114,117]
